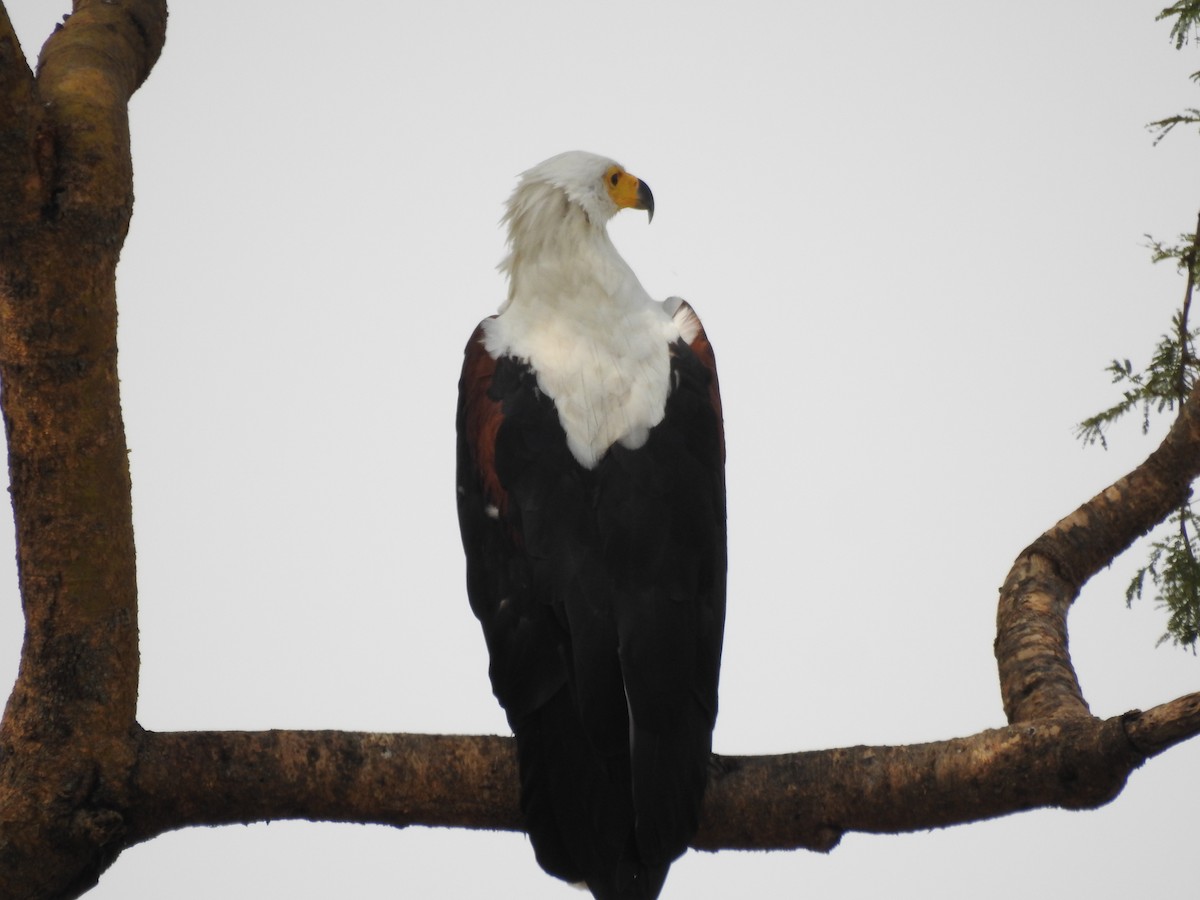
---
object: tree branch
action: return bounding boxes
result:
[1123,690,1200,756]
[34,0,166,226]
[995,378,1200,723]
[0,7,42,238]
[121,700,1200,856]
[128,730,522,841]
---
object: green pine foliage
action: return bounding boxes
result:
[1077,237,1200,450]
[1075,326,1193,449]
[1076,3,1200,650]
[1079,228,1200,649]
[1148,109,1200,144]
[1126,507,1200,649]
[1158,1,1200,49]
[1149,4,1200,141]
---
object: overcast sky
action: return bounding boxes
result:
[4,1,1200,897]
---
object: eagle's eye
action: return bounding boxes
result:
[610,172,620,186]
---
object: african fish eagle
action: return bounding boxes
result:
[456,151,726,900]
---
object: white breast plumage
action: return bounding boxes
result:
[482,296,681,469]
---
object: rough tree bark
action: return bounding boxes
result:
[1,4,1198,900]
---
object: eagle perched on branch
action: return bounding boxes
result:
[456,151,727,899]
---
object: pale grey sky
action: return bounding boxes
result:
[3,2,1199,897]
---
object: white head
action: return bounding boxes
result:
[508,150,655,227]
[498,151,655,296]
[496,152,657,314]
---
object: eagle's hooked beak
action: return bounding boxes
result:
[637,179,655,224]
[607,167,655,223]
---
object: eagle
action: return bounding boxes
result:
[456,151,726,900]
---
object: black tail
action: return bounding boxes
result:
[513,688,676,900]
[584,841,670,900]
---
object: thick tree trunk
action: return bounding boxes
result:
[0,3,166,896]
[1,4,1199,900]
